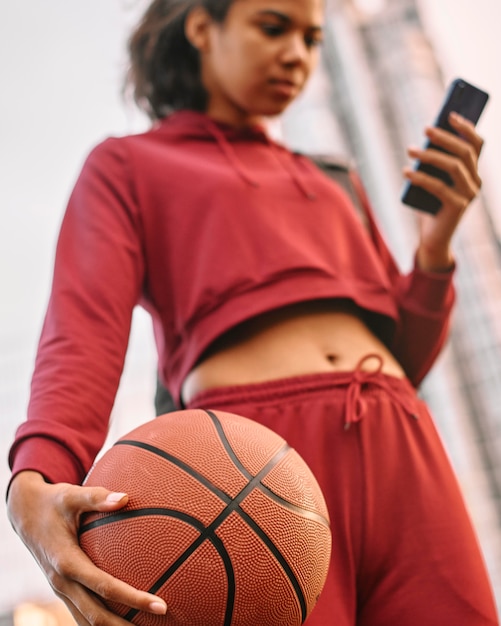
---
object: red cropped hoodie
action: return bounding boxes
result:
[9,110,455,487]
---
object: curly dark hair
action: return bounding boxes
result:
[127,0,235,119]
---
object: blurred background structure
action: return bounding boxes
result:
[1,0,500,623]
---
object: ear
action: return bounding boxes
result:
[185,6,213,52]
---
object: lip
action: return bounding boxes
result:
[269,78,300,98]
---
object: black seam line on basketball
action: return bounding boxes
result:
[79,508,235,625]
[125,444,291,622]
[78,507,207,536]
[124,528,236,626]
[256,484,331,529]
[205,410,253,480]
[203,410,329,529]
[114,439,232,504]
[238,507,308,624]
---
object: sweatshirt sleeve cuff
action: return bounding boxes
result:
[9,436,86,488]
[401,257,456,313]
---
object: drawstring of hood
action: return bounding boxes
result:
[344,354,419,430]
[204,118,260,188]
[269,145,317,200]
[201,114,316,200]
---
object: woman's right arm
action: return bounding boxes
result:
[7,138,167,623]
[7,471,167,625]
[9,138,147,487]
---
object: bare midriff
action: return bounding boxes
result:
[181,299,405,406]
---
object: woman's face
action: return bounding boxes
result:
[196,0,324,127]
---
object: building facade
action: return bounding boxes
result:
[281,0,501,608]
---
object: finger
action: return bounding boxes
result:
[421,134,481,191]
[403,167,470,214]
[448,112,485,155]
[58,547,167,616]
[424,126,481,178]
[44,485,167,618]
[55,483,129,517]
[407,147,481,197]
[57,582,143,626]
[425,123,483,169]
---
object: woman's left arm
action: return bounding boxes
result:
[403,112,485,272]
[387,114,485,385]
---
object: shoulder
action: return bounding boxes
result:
[301,153,354,175]
[84,125,161,161]
[294,151,357,193]
[300,153,368,223]
[81,124,180,180]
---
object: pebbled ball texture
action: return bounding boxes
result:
[80,409,331,625]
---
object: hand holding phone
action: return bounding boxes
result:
[401,78,489,214]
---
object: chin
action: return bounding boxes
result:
[258,100,295,118]
[235,97,296,125]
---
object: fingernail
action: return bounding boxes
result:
[106,492,127,503]
[149,601,167,615]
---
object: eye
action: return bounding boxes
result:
[304,33,323,48]
[260,23,286,37]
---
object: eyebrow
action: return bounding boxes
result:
[255,9,323,34]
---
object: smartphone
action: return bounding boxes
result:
[401,78,489,214]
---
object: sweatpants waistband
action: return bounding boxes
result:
[186,355,420,429]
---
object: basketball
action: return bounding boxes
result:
[79,409,331,625]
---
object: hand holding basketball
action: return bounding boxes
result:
[7,471,167,625]
[80,409,331,626]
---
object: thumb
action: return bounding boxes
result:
[74,485,129,513]
[103,490,129,509]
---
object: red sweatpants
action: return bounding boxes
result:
[186,367,499,625]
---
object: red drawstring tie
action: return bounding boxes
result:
[344,354,419,430]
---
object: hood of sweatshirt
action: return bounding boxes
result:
[155,110,317,200]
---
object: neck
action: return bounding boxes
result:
[204,104,266,130]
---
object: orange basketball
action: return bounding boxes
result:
[80,409,331,625]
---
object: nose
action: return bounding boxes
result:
[279,33,312,67]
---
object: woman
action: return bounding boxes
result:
[7,0,499,624]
